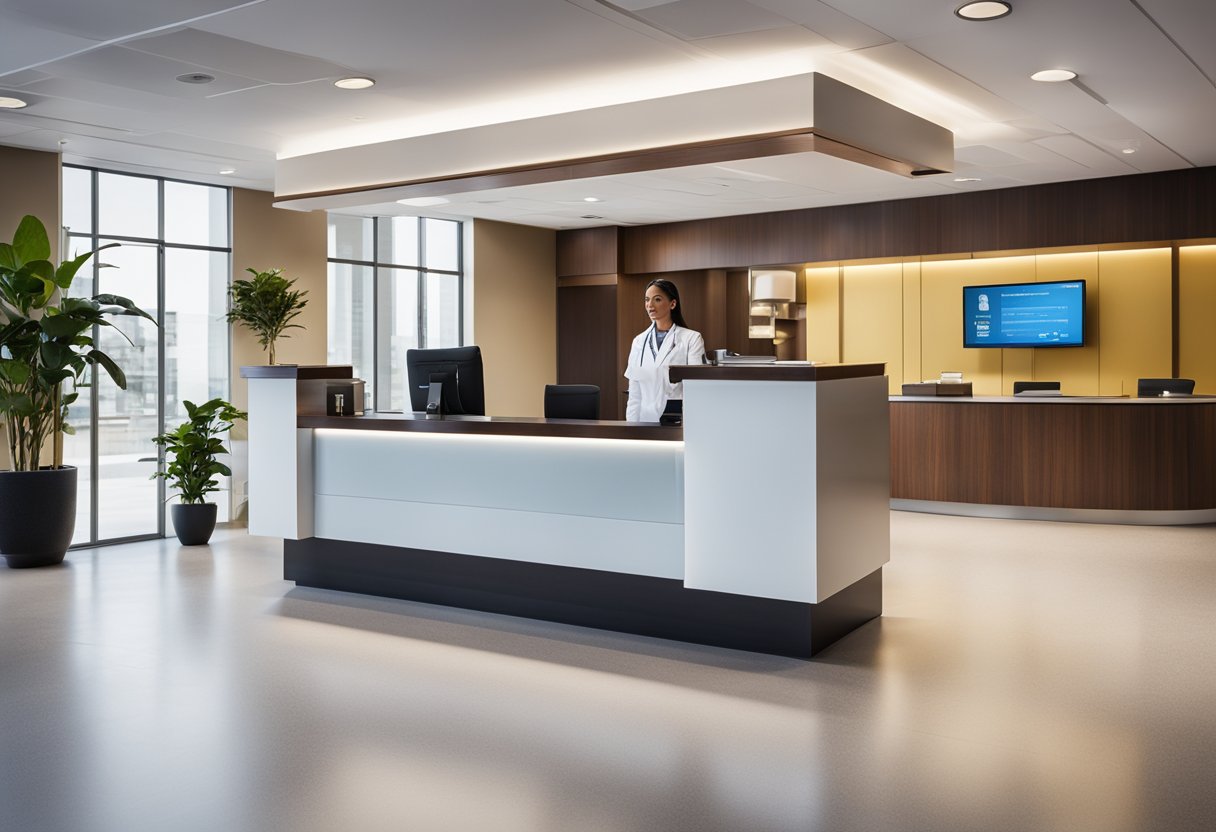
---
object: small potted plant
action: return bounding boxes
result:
[152,398,247,545]
[226,267,308,365]
[1,214,153,568]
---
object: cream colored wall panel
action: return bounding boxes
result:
[1179,246,1216,394]
[805,266,841,364]
[231,188,329,416]
[842,263,903,393]
[1032,251,1101,395]
[0,147,60,472]
[902,261,922,385]
[471,220,556,417]
[921,256,1034,395]
[1097,248,1172,396]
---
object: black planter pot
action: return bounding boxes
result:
[171,503,218,546]
[0,466,77,568]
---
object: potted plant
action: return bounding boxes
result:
[152,397,246,545]
[226,267,308,365]
[0,214,153,568]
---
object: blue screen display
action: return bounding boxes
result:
[963,280,1085,348]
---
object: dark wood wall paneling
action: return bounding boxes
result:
[557,227,622,418]
[555,167,1216,418]
[890,401,1216,511]
[615,167,1216,273]
[556,226,620,277]
[557,284,619,420]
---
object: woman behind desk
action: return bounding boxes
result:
[625,279,706,422]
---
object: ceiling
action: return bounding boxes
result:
[2,0,1214,229]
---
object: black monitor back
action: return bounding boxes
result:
[544,384,600,420]
[406,346,485,415]
[1137,377,1195,397]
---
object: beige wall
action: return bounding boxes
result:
[229,188,329,414]
[804,244,1196,396]
[470,219,556,417]
[0,146,60,470]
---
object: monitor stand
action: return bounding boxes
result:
[425,380,444,418]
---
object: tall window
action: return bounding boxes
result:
[62,166,231,545]
[327,215,464,411]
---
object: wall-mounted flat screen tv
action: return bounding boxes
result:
[963,279,1086,348]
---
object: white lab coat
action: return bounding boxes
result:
[624,323,706,422]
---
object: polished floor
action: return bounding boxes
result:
[1,513,1214,832]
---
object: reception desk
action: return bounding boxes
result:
[241,363,889,657]
[891,395,1216,524]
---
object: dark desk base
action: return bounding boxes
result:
[284,538,881,658]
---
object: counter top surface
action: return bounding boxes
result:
[299,411,683,441]
[892,395,1216,405]
[240,365,354,380]
[671,362,885,383]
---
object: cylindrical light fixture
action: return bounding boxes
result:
[751,270,797,302]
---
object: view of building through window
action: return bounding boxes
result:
[61,166,231,546]
[327,214,464,412]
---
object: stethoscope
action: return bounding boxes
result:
[643,322,678,364]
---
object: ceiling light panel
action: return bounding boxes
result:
[955,2,1012,21]
[1031,69,1077,82]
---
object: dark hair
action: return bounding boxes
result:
[645,278,688,329]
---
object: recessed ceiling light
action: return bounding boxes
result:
[580,215,603,220]
[955,1,1012,21]
[397,196,450,207]
[0,96,29,109]
[334,77,375,90]
[1031,69,1077,83]
[219,168,236,175]
[954,177,982,182]
[1121,147,1137,155]
[583,196,601,202]
[176,73,215,84]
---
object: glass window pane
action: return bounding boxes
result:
[377,267,419,412]
[63,377,93,545]
[98,172,158,240]
[424,273,461,348]
[96,240,160,539]
[328,214,373,261]
[424,218,459,271]
[378,216,419,266]
[62,234,97,544]
[328,262,375,408]
[165,249,229,421]
[165,181,228,247]
[165,248,231,516]
[63,167,93,236]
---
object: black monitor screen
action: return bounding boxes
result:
[406,346,485,415]
[963,280,1085,348]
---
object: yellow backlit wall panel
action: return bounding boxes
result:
[921,256,1035,396]
[1180,246,1216,394]
[842,263,903,392]
[805,266,841,364]
[1096,248,1171,396]
[902,261,922,385]
[1033,251,1101,396]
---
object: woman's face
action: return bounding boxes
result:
[644,285,676,327]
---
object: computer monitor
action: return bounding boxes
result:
[1137,378,1195,397]
[406,346,485,415]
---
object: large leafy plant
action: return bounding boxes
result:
[152,398,246,504]
[0,215,152,472]
[225,267,308,365]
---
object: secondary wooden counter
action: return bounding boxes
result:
[891,395,1216,523]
